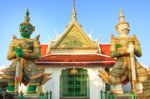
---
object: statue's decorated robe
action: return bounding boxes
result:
[109,34,147,84]
[2,35,44,86]
[142,74,150,98]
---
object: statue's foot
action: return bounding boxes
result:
[111,84,123,94]
[7,84,15,94]
[27,85,37,94]
[135,89,143,94]
[98,70,110,84]
[135,82,143,94]
[111,90,123,94]
[111,89,123,94]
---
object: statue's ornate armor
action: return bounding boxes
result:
[109,35,147,84]
[142,74,150,98]
[2,35,45,92]
[3,35,42,84]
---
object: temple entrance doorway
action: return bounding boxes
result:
[60,68,90,99]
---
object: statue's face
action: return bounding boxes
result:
[20,24,34,38]
[117,23,130,35]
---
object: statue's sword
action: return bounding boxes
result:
[128,42,137,93]
[15,58,21,94]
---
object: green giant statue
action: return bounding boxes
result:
[0,10,50,94]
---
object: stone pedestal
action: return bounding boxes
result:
[101,91,144,99]
[14,94,41,99]
[114,94,139,99]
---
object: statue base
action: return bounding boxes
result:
[102,91,144,99]
[114,94,142,99]
[14,94,41,99]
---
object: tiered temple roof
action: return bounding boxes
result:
[36,44,115,66]
[35,1,115,66]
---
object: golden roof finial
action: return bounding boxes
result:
[71,0,77,20]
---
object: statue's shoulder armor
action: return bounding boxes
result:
[35,35,40,41]
[131,34,139,42]
[111,34,119,43]
[10,35,18,47]
[32,35,40,47]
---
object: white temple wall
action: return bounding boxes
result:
[87,67,105,99]
[43,66,63,99]
[42,66,105,99]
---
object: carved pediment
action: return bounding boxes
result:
[52,23,98,49]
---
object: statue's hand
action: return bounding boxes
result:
[98,70,110,84]
[127,48,132,53]
[15,47,23,58]
[127,43,134,53]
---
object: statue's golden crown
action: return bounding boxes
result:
[115,8,129,31]
[19,9,35,33]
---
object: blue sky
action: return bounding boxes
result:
[0,0,150,67]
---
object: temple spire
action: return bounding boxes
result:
[26,9,30,17]
[119,8,125,22]
[71,0,77,21]
[24,8,30,22]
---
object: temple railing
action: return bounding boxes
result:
[38,91,52,99]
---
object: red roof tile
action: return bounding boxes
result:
[41,45,48,56]
[36,53,115,66]
[100,44,110,56]
[41,44,111,56]
[38,44,114,66]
